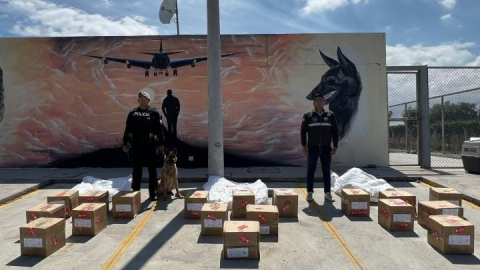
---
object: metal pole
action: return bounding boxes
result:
[418,66,431,168]
[175,0,180,35]
[207,0,224,177]
[405,103,408,152]
[441,96,445,154]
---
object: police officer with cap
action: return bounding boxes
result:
[301,93,339,202]
[123,91,166,201]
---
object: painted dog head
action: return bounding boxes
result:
[306,47,362,139]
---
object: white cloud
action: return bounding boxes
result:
[387,42,478,66]
[440,13,452,21]
[468,56,480,66]
[102,0,112,7]
[1,0,158,37]
[406,27,420,33]
[0,14,9,19]
[300,0,368,14]
[439,0,456,10]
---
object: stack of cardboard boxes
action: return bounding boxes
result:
[183,187,298,261]
[21,189,143,257]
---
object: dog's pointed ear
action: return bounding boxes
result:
[319,50,339,67]
[337,47,357,75]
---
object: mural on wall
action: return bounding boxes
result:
[306,47,362,139]
[0,34,388,168]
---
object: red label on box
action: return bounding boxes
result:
[456,227,466,233]
[399,223,408,229]
[239,235,250,245]
[282,205,290,212]
[258,214,267,224]
[447,219,458,224]
[78,213,87,218]
[238,225,248,230]
[30,213,38,220]
[352,210,368,216]
[96,218,102,225]
[381,209,390,220]
[118,212,127,217]
[207,214,216,220]
[86,197,94,202]
[240,201,249,207]
[52,236,58,246]
[191,211,199,217]
[41,205,51,211]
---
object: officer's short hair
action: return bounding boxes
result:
[313,94,324,100]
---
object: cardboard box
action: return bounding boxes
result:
[72,203,108,236]
[223,221,260,260]
[341,189,370,217]
[429,188,462,206]
[20,218,66,257]
[79,190,109,211]
[427,215,474,254]
[273,189,298,217]
[378,199,415,231]
[112,191,141,219]
[246,205,279,236]
[232,189,255,218]
[379,190,416,210]
[184,191,209,219]
[201,203,228,236]
[418,201,464,228]
[26,203,65,223]
[47,190,79,218]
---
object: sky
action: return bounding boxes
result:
[0,0,479,67]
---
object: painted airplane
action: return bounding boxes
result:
[78,40,238,77]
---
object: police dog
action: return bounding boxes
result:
[156,148,183,200]
[306,47,362,139]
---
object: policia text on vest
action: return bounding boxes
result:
[123,92,166,201]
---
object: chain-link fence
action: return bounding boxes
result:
[388,73,419,165]
[428,67,480,167]
[388,67,480,167]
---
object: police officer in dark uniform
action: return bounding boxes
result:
[123,91,165,201]
[162,89,181,140]
[301,93,339,202]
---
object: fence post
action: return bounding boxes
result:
[418,66,431,169]
[441,96,445,154]
[405,103,408,152]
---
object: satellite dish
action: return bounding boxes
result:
[159,0,176,24]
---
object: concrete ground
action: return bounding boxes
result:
[389,152,463,167]
[1,165,480,269]
[1,180,479,270]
